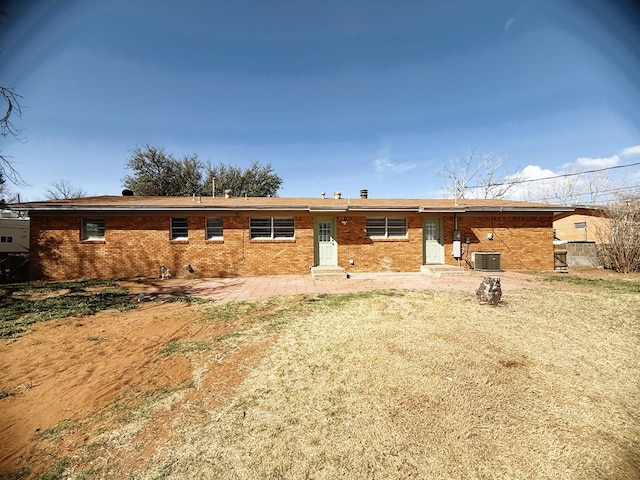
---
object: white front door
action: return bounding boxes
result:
[424,217,444,264]
[316,218,338,266]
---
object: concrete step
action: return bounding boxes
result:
[310,265,347,280]
[421,264,470,278]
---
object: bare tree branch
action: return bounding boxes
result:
[46,179,88,199]
[527,170,614,205]
[0,86,25,184]
[439,150,520,199]
[596,192,640,273]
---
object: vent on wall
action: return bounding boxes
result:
[473,252,501,271]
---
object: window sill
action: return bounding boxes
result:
[169,239,189,244]
[367,237,410,242]
[81,239,106,244]
[250,238,296,243]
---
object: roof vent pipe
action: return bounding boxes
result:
[334,191,341,200]
[224,189,232,199]
[360,189,368,199]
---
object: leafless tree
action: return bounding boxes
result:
[526,170,614,205]
[1,8,25,184]
[0,86,24,184]
[46,179,88,199]
[596,192,640,273]
[439,150,522,200]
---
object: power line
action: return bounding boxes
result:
[473,161,640,189]
[527,184,640,202]
[596,184,640,195]
[525,184,640,204]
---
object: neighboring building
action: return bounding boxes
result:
[0,210,29,253]
[553,208,609,243]
[13,194,572,281]
[553,207,609,268]
[0,210,30,283]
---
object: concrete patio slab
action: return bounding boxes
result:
[134,270,540,304]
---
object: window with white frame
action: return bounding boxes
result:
[574,221,587,229]
[82,218,105,241]
[171,217,189,240]
[250,217,295,239]
[366,217,407,238]
[206,217,223,239]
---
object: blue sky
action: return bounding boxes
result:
[1,0,640,202]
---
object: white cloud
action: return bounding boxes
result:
[372,143,419,175]
[373,157,417,175]
[503,165,559,201]
[621,144,640,156]
[509,164,556,181]
[504,18,514,33]
[574,155,619,169]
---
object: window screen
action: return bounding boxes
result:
[250,217,295,239]
[171,218,189,240]
[82,218,105,241]
[366,217,407,238]
[206,217,223,239]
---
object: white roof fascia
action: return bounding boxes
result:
[463,206,574,213]
[308,207,348,213]
[347,206,419,212]
[14,205,313,212]
[418,207,466,213]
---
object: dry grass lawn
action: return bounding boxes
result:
[2,276,639,479]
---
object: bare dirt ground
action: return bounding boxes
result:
[0,288,282,478]
[0,269,637,478]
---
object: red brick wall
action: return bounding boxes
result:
[29,214,315,280]
[28,212,554,280]
[338,216,424,272]
[454,214,555,271]
[337,213,554,272]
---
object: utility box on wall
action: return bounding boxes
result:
[473,252,501,271]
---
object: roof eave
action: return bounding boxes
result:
[464,206,574,213]
[348,206,420,212]
[419,207,466,213]
[12,204,314,212]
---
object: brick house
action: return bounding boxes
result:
[553,207,609,243]
[552,207,609,269]
[15,194,572,281]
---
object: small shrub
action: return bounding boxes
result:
[160,340,212,357]
[34,420,71,441]
[37,457,69,480]
[0,388,14,399]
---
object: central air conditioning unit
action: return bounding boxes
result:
[473,252,501,271]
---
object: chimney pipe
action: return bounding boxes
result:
[224,189,232,199]
[360,189,368,199]
[334,191,341,200]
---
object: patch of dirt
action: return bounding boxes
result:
[0,297,272,478]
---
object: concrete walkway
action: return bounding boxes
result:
[136,270,539,304]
